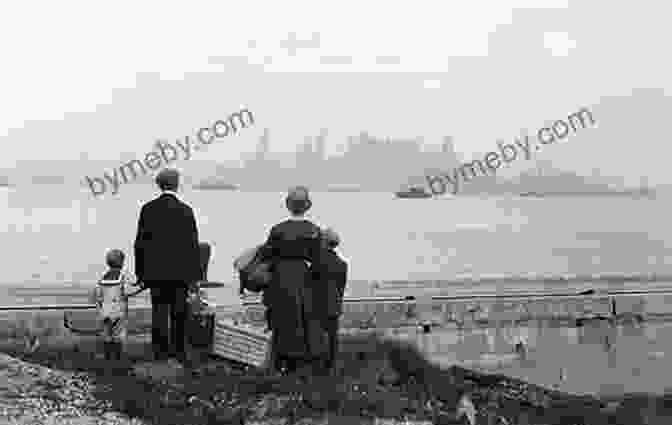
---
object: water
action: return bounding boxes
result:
[1,185,670,289]
[394,318,672,397]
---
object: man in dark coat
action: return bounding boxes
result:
[134,168,201,364]
[312,228,348,372]
[257,186,325,374]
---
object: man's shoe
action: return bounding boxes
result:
[167,358,183,369]
[174,352,190,367]
[153,352,170,362]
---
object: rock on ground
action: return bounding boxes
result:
[0,353,148,425]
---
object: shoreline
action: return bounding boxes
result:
[2,277,672,419]
[1,288,671,422]
[5,271,672,302]
[1,294,670,399]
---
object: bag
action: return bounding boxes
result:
[235,245,272,293]
[186,281,215,348]
[241,261,272,293]
[187,311,215,348]
[234,246,262,272]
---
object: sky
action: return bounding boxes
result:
[0,0,670,183]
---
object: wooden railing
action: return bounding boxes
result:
[2,288,672,312]
[241,288,672,306]
[3,279,672,312]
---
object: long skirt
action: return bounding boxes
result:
[266,261,328,369]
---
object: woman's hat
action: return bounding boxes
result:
[285,186,312,214]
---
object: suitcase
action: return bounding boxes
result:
[212,319,272,368]
[186,278,216,349]
[187,311,215,349]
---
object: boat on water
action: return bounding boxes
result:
[30,176,66,185]
[325,184,364,192]
[193,181,239,191]
[395,186,432,198]
[520,190,656,198]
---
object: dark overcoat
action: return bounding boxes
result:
[258,218,326,359]
[133,193,201,286]
[310,248,348,319]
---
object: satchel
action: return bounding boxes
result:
[235,245,272,293]
[234,246,262,272]
[243,261,272,292]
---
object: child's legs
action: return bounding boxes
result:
[103,317,126,360]
[102,318,114,359]
[112,321,127,360]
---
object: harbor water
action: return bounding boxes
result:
[1,186,672,287]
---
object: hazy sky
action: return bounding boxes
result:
[1,0,669,182]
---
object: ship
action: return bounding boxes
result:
[325,184,364,192]
[30,175,65,185]
[395,186,432,198]
[193,180,239,191]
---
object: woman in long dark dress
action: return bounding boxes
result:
[257,186,326,373]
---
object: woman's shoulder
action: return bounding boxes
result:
[303,220,321,234]
[269,219,292,232]
[296,221,320,240]
[271,219,320,237]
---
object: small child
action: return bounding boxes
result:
[313,227,348,372]
[92,249,137,360]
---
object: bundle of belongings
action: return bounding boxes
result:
[234,245,272,294]
[186,281,216,348]
[186,241,217,348]
[187,283,214,315]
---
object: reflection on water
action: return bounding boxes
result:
[393,318,672,397]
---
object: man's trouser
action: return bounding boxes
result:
[323,315,340,370]
[149,285,188,360]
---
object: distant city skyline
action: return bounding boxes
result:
[1,2,671,189]
[8,100,654,195]
[3,85,668,191]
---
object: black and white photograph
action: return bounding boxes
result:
[0,1,670,424]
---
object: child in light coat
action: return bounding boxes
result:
[91,249,139,360]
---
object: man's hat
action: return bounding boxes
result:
[155,168,180,190]
[285,186,312,214]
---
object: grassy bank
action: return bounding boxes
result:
[1,318,671,424]
[0,338,628,424]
